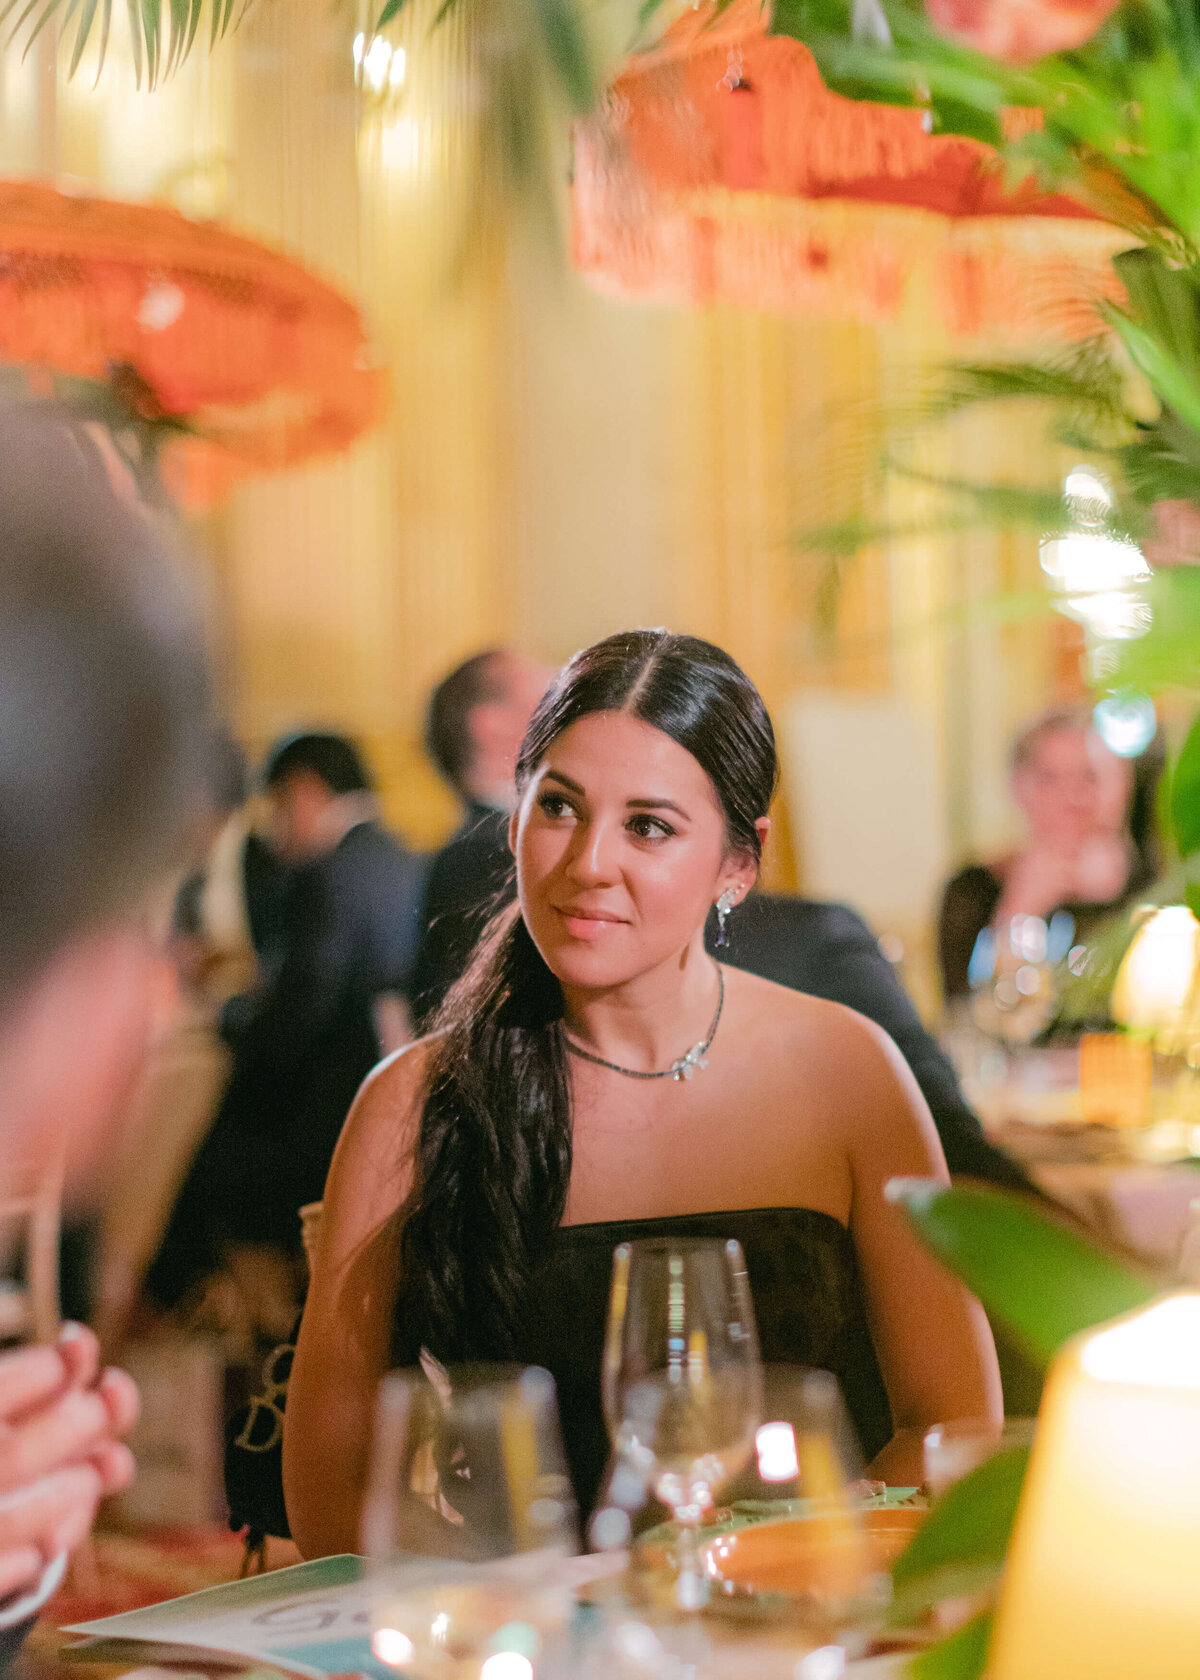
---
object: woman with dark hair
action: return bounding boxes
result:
[284,630,1000,1557]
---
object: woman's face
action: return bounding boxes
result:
[1012,726,1131,849]
[512,711,753,991]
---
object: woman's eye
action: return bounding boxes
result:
[628,814,675,841]
[538,793,575,820]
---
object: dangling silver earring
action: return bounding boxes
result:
[715,887,739,948]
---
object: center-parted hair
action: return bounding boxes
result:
[396,629,777,1364]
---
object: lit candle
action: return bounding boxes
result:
[989,1293,1200,1680]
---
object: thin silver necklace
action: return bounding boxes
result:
[564,967,725,1083]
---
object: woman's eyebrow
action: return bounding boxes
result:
[627,797,689,817]
[543,768,586,795]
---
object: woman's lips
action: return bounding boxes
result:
[554,906,625,941]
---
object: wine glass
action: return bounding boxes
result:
[969,915,1051,1049]
[601,1237,762,1611]
[364,1363,579,1679]
[704,1367,888,1645]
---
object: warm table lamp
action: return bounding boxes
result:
[988,1292,1200,1680]
[1110,904,1199,1044]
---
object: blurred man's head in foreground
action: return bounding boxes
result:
[425,649,552,810]
[0,408,208,1187]
[262,731,374,863]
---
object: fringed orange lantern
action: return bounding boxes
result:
[926,0,1121,64]
[0,181,386,503]
[572,0,1125,337]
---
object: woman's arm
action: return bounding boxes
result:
[840,1017,1002,1484]
[283,1044,427,1558]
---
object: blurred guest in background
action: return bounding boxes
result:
[95,726,289,1352]
[408,647,1029,1193]
[144,732,425,1324]
[0,407,208,1652]
[409,649,552,1027]
[170,727,287,1006]
[938,708,1155,1001]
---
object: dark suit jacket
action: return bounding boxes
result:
[221,821,424,1064]
[409,816,1031,1194]
[409,803,513,1029]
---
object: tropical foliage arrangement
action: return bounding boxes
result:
[771,0,1200,704]
[753,24,1200,1658]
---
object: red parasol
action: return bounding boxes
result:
[0,180,385,499]
[572,1,1125,336]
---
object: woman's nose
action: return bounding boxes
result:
[567,820,621,884]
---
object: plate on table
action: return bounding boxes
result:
[703,1506,926,1600]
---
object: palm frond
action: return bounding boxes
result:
[794,476,1071,560]
[904,345,1136,451]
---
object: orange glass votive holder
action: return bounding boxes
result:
[1078,1032,1152,1127]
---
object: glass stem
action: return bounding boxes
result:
[674,1513,709,1611]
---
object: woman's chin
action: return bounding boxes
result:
[546,949,636,990]
[530,926,635,991]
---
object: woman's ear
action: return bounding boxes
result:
[508,809,519,858]
[755,816,771,857]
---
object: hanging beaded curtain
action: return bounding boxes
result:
[572,0,1127,337]
[0,179,385,500]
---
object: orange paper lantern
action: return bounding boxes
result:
[573,1,1124,336]
[0,180,386,500]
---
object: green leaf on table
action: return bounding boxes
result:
[888,1446,1029,1625]
[1170,711,1200,860]
[908,1609,994,1680]
[886,1182,1161,1364]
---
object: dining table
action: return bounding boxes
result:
[23,1522,912,1680]
[962,1042,1200,1268]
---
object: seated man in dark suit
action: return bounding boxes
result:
[146,733,427,1311]
[409,649,551,1027]
[411,647,1031,1193]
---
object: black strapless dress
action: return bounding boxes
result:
[514,1207,892,1518]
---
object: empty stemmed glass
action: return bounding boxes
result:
[601,1237,762,1611]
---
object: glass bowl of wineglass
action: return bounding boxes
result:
[601,1237,762,1612]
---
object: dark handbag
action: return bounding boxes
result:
[224,1319,298,1544]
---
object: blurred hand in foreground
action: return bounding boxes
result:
[0,1322,138,1601]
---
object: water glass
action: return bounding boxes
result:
[968,915,1071,1049]
[364,1363,579,1678]
[602,1237,762,1610]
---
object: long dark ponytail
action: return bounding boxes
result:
[396,630,778,1363]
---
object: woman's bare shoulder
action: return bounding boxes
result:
[722,963,895,1056]
[721,966,922,1124]
[325,1033,440,1210]
[360,1032,441,1112]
